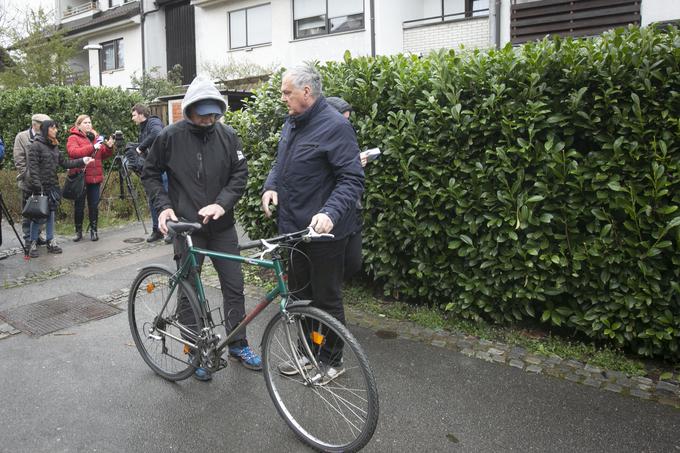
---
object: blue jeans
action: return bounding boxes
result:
[149,173,168,231]
[74,183,101,231]
[30,211,54,242]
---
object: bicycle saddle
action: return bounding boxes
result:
[166,220,202,235]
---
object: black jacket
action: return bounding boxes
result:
[27,136,86,194]
[137,116,164,153]
[142,120,247,231]
[264,96,364,239]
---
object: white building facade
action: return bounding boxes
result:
[52,0,680,89]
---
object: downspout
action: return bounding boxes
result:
[139,0,146,76]
[495,0,501,48]
[370,0,376,57]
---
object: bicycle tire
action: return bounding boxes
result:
[128,266,203,381]
[261,305,379,452]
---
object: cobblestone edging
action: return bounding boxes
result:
[1,240,165,289]
[345,306,680,409]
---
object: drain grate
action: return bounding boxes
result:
[0,293,121,337]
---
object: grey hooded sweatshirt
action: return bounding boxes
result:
[141,76,247,231]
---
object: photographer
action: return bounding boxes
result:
[131,104,166,242]
[66,115,114,241]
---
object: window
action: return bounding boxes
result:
[101,39,124,71]
[229,3,272,49]
[293,0,364,39]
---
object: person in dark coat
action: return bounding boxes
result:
[142,76,258,380]
[66,115,114,241]
[261,65,364,381]
[131,103,167,242]
[325,96,371,280]
[26,120,93,257]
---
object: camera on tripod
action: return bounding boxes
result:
[113,130,126,153]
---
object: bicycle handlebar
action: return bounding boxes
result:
[238,227,334,251]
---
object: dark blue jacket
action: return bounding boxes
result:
[137,116,164,153]
[264,96,364,239]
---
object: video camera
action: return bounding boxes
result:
[113,130,126,152]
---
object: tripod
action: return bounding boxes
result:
[0,191,29,258]
[96,152,148,234]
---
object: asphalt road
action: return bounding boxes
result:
[0,222,678,452]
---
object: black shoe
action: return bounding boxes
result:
[90,229,98,241]
[146,230,163,243]
[73,231,83,242]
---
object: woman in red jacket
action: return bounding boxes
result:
[66,115,114,241]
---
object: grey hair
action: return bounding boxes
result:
[283,64,323,97]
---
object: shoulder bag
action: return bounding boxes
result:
[62,170,85,200]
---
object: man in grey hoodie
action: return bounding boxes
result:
[142,76,259,380]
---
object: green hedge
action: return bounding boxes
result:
[0,85,142,166]
[230,25,680,359]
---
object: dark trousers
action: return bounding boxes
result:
[74,183,101,231]
[175,224,247,347]
[344,229,362,280]
[288,238,348,365]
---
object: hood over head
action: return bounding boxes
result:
[181,76,227,119]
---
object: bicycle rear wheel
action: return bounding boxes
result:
[128,266,203,381]
[261,305,379,452]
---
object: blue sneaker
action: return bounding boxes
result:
[188,353,212,381]
[228,345,262,371]
[193,367,212,381]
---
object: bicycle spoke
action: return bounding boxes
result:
[262,306,378,452]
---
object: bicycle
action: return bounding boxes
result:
[127,220,379,452]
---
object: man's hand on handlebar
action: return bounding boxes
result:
[261,190,278,218]
[309,213,334,234]
[158,208,178,235]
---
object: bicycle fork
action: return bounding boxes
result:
[282,311,323,385]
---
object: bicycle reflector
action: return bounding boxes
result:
[146,282,156,293]
[311,331,325,345]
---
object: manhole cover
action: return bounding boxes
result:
[123,237,145,243]
[0,293,121,337]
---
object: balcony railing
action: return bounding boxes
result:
[63,1,98,19]
[404,8,490,28]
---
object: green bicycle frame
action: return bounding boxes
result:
[175,236,290,354]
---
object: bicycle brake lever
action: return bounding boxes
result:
[257,239,278,260]
[305,227,335,240]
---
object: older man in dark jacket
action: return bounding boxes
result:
[142,76,259,380]
[262,64,364,380]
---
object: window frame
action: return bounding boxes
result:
[292,0,366,40]
[100,38,124,72]
[228,3,272,50]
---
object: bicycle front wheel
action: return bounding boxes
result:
[128,266,203,381]
[262,305,379,452]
